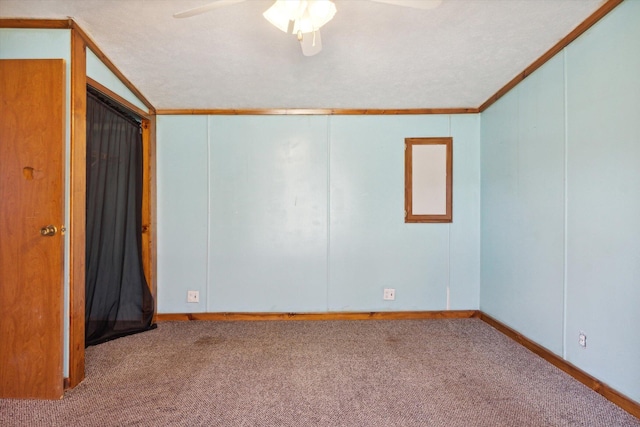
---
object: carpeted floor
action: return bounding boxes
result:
[1,319,638,426]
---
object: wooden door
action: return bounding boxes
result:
[0,59,66,399]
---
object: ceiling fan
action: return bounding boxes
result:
[174,0,443,56]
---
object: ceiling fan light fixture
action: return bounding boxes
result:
[264,0,336,34]
[293,7,315,34]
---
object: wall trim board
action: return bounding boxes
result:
[479,313,640,418]
[156,310,480,322]
[478,0,624,112]
[155,108,480,116]
[143,116,158,324]
[87,77,151,120]
[68,27,87,390]
[0,18,69,29]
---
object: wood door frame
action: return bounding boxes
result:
[68,26,86,390]
[65,25,157,388]
[67,23,157,389]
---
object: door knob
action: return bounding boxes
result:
[40,225,58,237]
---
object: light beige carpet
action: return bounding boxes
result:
[1,319,638,426]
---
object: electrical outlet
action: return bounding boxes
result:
[187,290,199,303]
[383,288,395,301]
[578,332,587,348]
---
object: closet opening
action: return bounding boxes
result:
[85,85,155,346]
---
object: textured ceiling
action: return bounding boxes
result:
[0,0,605,110]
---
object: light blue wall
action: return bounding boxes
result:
[157,114,481,314]
[564,0,640,403]
[329,116,449,312]
[329,115,480,311]
[209,116,329,312]
[156,116,209,313]
[449,115,482,310]
[86,49,148,112]
[481,0,640,403]
[0,28,72,377]
[481,53,566,355]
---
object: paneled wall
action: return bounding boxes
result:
[481,0,640,403]
[481,53,566,355]
[157,114,480,314]
[563,0,640,403]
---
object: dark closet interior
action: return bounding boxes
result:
[85,87,155,346]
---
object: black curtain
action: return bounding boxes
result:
[85,89,155,347]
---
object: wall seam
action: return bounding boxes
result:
[562,49,569,360]
[477,113,482,310]
[326,116,331,312]
[206,116,211,313]
[447,115,452,310]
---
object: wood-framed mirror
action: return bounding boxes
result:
[405,137,452,223]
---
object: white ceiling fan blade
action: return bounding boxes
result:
[173,0,246,19]
[369,0,442,10]
[300,30,322,57]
